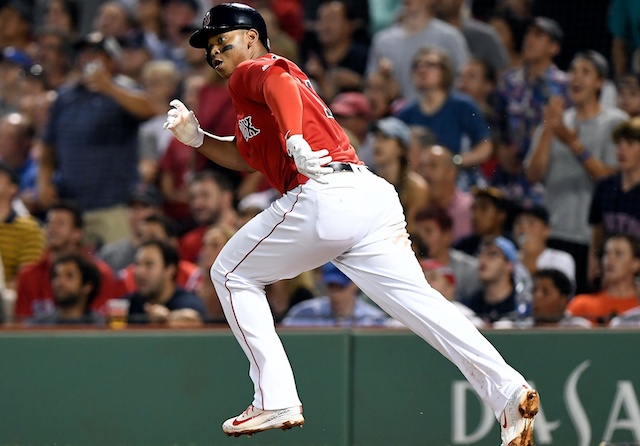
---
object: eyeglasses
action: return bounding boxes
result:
[411,60,442,71]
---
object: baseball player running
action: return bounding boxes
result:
[164,3,539,445]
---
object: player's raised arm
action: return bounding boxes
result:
[163,99,254,172]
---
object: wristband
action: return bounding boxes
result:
[452,154,463,166]
[576,151,592,163]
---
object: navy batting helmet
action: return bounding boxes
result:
[189,3,270,51]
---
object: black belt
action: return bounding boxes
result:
[327,162,354,172]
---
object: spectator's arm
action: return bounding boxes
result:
[36,141,58,209]
[460,139,492,168]
[612,38,627,80]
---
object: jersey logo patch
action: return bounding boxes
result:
[239,116,261,141]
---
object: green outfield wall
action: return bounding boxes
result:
[0,328,639,446]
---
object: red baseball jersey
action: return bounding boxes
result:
[228,54,360,194]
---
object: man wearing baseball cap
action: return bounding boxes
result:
[497,16,570,160]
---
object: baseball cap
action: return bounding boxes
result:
[0,46,33,71]
[0,161,19,185]
[128,182,163,206]
[373,117,411,150]
[531,17,563,44]
[330,92,372,120]
[516,203,549,225]
[322,263,351,287]
[471,186,509,210]
[483,236,519,263]
[573,50,609,79]
[74,32,123,60]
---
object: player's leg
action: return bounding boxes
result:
[209,180,361,435]
[333,170,538,445]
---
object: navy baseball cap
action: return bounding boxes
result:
[322,263,351,287]
[516,203,549,225]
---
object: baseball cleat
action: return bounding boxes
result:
[222,404,304,437]
[500,385,540,446]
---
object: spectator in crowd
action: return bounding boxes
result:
[366,0,470,102]
[43,0,80,39]
[617,73,640,118]
[512,203,576,284]
[412,207,481,301]
[119,214,199,293]
[396,47,492,188]
[457,58,500,133]
[329,92,374,166]
[526,50,627,293]
[371,116,429,234]
[0,112,38,212]
[92,0,135,43]
[363,65,402,121]
[160,0,200,70]
[302,0,369,102]
[420,258,485,328]
[179,170,237,263]
[33,26,73,91]
[0,46,33,116]
[588,117,640,283]
[137,60,182,184]
[134,0,165,60]
[496,17,569,160]
[0,0,33,52]
[38,32,155,248]
[454,186,510,256]
[192,224,236,322]
[608,0,640,78]
[416,144,472,242]
[15,200,123,319]
[433,0,508,74]
[255,6,299,64]
[24,253,105,326]
[97,182,163,275]
[459,236,522,324]
[488,7,529,70]
[119,31,154,85]
[568,234,640,326]
[124,239,206,326]
[531,268,590,328]
[281,262,390,327]
[0,162,45,290]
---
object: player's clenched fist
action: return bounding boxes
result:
[286,134,333,183]
[163,99,205,148]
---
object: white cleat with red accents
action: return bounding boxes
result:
[500,385,540,446]
[222,404,304,437]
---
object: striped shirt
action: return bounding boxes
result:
[0,212,46,282]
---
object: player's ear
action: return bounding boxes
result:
[246,29,259,48]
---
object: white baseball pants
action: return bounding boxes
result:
[210,165,528,418]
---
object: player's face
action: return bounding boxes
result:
[531,276,565,323]
[207,30,252,78]
[568,59,602,106]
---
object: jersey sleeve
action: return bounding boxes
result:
[230,57,292,105]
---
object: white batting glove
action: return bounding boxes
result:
[163,99,205,148]
[286,134,333,183]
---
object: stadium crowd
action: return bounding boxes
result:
[1,0,640,329]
